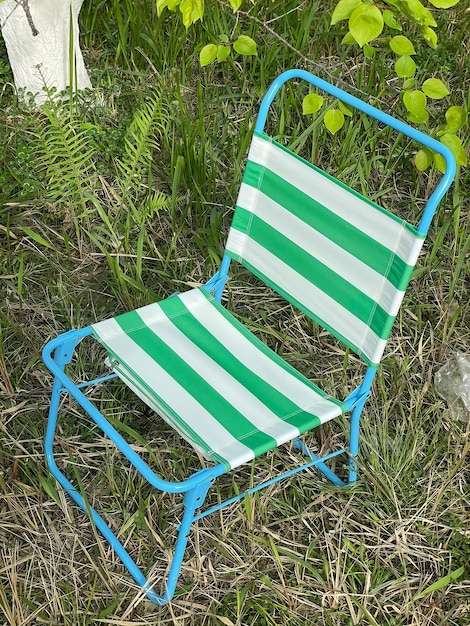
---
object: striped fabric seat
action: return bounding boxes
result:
[225,132,425,366]
[91,287,346,471]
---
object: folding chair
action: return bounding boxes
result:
[42,69,456,605]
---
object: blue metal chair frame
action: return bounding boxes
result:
[42,69,456,605]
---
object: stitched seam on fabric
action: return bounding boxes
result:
[219,403,340,445]
[358,221,409,360]
[243,138,270,250]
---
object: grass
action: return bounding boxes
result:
[0,0,469,624]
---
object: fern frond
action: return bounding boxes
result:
[143,191,173,216]
[34,105,97,211]
[116,92,168,193]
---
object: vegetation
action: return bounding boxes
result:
[0,0,468,624]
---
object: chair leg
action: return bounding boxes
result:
[347,396,368,484]
[347,367,376,484]
[43,337,213,605]
[165,480,213,600]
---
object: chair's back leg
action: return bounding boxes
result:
[293,439,346,486]
[348,400,365,484]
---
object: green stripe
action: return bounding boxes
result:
[114,310,279,460]
[230,209,394,339]
[162,295,323,434]
[243,161,414,290]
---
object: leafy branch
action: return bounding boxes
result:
[155,1,468,170]
[328,0,467,170]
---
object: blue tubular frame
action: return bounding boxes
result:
[42,70,456,605]
[43,331,226,605]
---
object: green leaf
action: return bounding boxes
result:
[422,10,437,27]
[338,100,354,117]
[395,55,416,78]
[414,148,433,171]
[434,152,446,173]
[20,227,54,249]
[199,44,218,66]
[445,106,468,132]
[403,90,427,116]
[397,0,437,27]
[428,0,460,7]
[228,0,243,10]
[233,35,257,56]
[349,4,384,47]
[389,35,416,55]
[97,598,121,620]
[363,43,376,58]
[407,109,429,124]
[383,9,402,30]
[341,31,358,45]
[156,0,181,14]
[422,26,438,48]
[180,0,204,28]
[422,78,450,99]
[324,109,345,135]
[331,0,362,25]
[217,45,231,62]
[302,93,324,115]
[404,78,416,89]
[440,133,468,166]
[439,133,463,152]
[414,567,465,601]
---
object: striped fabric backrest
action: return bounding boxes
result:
[225,132,425,366]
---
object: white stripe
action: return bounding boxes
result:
[236,183,415,316]
[248,134,423,263]
[226,236,389,363]
[180,289,342,421]
[136,305,303,445]
[226,228,246,260]
[92,318,254,468]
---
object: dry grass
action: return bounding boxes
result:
[1,2,469,622]
[0,199,469,625]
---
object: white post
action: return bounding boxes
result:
[0,0,92,104]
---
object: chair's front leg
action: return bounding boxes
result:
[42,333,168,605]
[43,331,216,605]
[164,479,214,601]
[44,331,83,480]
